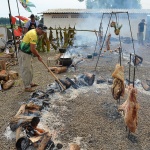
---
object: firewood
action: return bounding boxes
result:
[0,60,6,70]
[54,66,67,74]
[0,70,9,81]
[48,67,57,71]
[70,143,80,150]
[37,132,52,150]
[35,128,45,134]
[27,110,41,116]
[15,104,26,117]
[14,103,41,117]
[16,127,22,142]
[2,79,15,90]
[26,102,42,111]
[16,137,33,150]
[8,70,19,80]
[29,136,42,143]
[11,115,34,124]
[0,54,11,58]
[10,116,34,131]
[6,52,15,58]
[83,72,95,86]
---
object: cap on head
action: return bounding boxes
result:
[37,23,47,32]
[142,19,145,22]
[30,14,35,18]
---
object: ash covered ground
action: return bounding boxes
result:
[0,41,150,150]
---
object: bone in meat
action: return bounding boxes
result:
[118,86,140,133]
[111,64,125,100]
[106,34,111,50]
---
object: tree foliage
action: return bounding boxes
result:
[79,0,142,9]
[0,17,10,25]
[0,16,42,26]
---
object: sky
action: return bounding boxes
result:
[0,0,150,18]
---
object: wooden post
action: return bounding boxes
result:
[7,0,18,58]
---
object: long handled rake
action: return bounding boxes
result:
[41,60,66,91]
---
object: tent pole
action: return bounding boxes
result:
[7,0,18,58]
[16,0,22,27]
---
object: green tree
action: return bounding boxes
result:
[0,17,10,25]
[78,0,141,9]
[0,17,20,26]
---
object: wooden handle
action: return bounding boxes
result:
[41,60,66,90]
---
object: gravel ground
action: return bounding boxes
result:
[0,42,150,150]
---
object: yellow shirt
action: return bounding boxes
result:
[20,29,38,54]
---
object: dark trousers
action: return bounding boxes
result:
[137,32,144,45]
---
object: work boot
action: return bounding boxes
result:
[24,88,35,92]
[30,83,39,87]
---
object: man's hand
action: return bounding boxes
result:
[30,44,42,62]
[38,56,42,62]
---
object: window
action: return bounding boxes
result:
[71,14,89,18]
[52,15,68,18]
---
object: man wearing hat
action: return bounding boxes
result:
[24,14,39,34]
[138,19,146,45]
[18,24,47,92]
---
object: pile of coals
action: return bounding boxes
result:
[9,101,63,150]
[46,72,95,92]
[7,72,96,150]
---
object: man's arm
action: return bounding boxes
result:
[30,44,42,61]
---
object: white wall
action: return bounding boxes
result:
[43,13,147,41]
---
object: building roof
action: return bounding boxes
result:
[41,9,150,14]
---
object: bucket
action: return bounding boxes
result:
[59,58,72,66]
